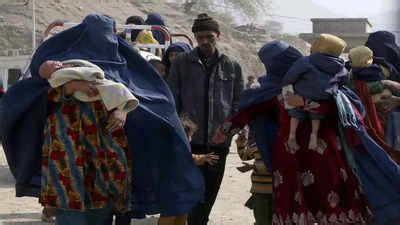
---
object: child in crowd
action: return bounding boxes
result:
[282,33,347,151]
[348,46,396,102]
[235,127,273,225]
[180,115,220,166]
[158,115,219,225]
[347,46,400,162]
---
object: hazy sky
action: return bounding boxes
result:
[270,0,398,33]
[312,0,397,17]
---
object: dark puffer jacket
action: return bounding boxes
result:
[168,47,244,149]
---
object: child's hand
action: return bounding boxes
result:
[212,126,227,144]
[39,60,63,79]
[212,122,232,144]
[193,153,220,166]
[107,109,128,132]
[204,152,220,165]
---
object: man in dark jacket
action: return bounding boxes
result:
[168,13,244,225]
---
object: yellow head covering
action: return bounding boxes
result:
[136,30,159,44]
[349,46,373,68]
[311,33,347,57]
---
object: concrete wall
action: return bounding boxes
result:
[312,19,370,34]
[300,18,372,53]
[299,33,369,52]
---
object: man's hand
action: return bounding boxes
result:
[235,128,248,147]
[107,109,127,132]
[39,60,63,79]
[236,162,255,173]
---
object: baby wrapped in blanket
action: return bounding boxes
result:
[46,59,139,112]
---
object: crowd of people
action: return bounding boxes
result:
[1,11,400,225]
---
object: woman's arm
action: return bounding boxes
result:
[227,99,279,130]
[212,98,279,144]
[382,80,400,96]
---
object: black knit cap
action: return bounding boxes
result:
[192,13,220,33]
[126,16,145,25]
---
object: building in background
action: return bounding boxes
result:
[300,18,372,52]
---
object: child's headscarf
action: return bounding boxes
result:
[162,42,192,71]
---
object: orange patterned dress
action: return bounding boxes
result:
[40,87,132,212]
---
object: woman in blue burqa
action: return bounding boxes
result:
[0,14,203,224]
[216,40,400,224]
[365,31,400,151]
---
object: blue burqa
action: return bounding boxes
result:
[145,13,166,45]
[365,31,400,82]
[238,41,400,224]
[0,14,204,216]
[336,94,400,225]
[365,31,400,151]
[237,41,303,170]
[284,53,400,224]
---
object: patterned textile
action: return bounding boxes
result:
[353,80,400,163]
[40,87,131,212]
[272,101,373,225]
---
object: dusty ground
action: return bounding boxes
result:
[0,145,254,225]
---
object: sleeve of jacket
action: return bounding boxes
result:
[167,57,182,113]
[231,61,244,114]
[281,57,309,86]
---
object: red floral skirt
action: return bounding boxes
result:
[272,103,373,225]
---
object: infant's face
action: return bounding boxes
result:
[39,60,63,78]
